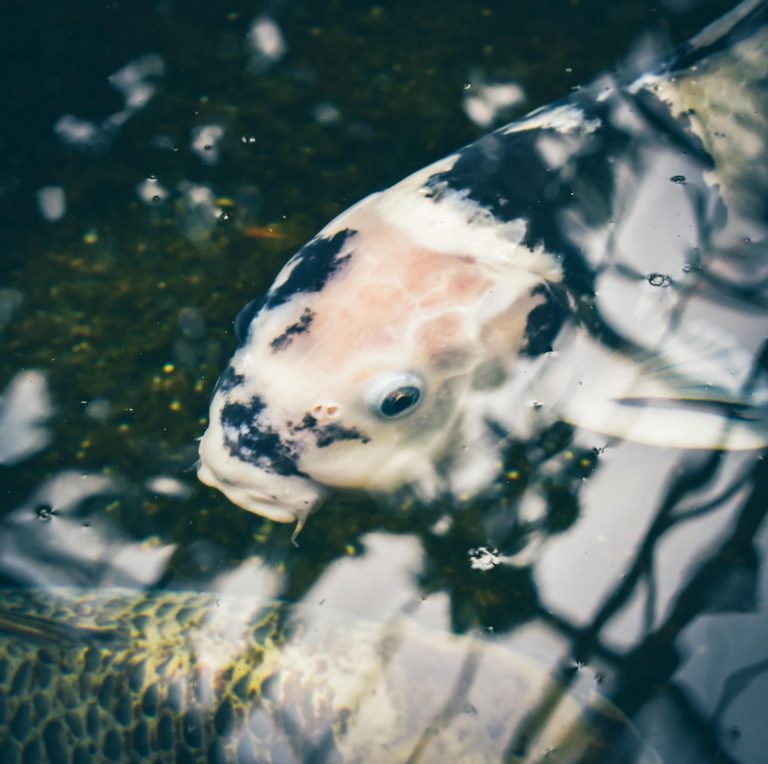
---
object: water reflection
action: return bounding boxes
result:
[0,470,174,588]
[0,370,53,466]
[1,0,766,761]
[54,54,165,153]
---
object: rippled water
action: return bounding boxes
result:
[2,0,766,762]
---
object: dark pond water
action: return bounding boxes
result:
[2,0,767,762]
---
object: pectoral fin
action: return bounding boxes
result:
[562,394,767,451]
[539,327,768,450]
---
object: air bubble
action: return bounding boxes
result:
[35,504,55,521]
[647,272,670,287]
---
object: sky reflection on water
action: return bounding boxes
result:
[1,1,766,762]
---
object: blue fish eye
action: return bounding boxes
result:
[368,374,424,419]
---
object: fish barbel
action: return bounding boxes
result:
[198,0,768,530]
[0,587,657,763]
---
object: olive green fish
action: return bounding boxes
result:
[0,588,656,763]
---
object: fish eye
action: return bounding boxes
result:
[367,373,424,419]
[234,296,265,345]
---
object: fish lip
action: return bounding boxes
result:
[197,457,325,524]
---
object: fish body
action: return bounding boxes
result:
[0,588,655,763]
[198,0,768,527]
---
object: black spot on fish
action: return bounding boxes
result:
[103,729,123,761]
[522,285,570,356]
[10,701,32,741]
[265,229,356,310]
[115,695,132,727]
[141,683,158,717]
[34,694,50,719]
[293,414,370,448]
[293,413,318,430]
[157,714,174,750]
[133,722,151,758]
[223,394,265,421]
[214,366,245,395]
[22,740,43,764]
[426,128,561,223]
[315,424,370,448]
[86,704,99,737]
[97,675,114,710]
[42,720,66,764]
[234,295,265,347]
[221,397,305,476]
[424,91,656,298]
[271,308,315,352]
[182,708,203,749]
[214,698,235,736]
[64,712,83,737]
[425,87,720,359]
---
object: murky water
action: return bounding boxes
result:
[2,0,766,762]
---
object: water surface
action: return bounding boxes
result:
[2,1,765,762]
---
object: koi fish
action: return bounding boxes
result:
[198,0,768,532]
[0,587,657,763]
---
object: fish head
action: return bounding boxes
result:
[198,191,562,526]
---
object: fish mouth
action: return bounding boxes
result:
[197,460,325,523]
[197,435,326,525]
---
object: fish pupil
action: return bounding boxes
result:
[380,386,420,417]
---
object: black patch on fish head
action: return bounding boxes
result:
[265,229,356,310]
[234,296,266,347]
[425,129,567,224]
[293,414,370,449]
[424,101,627,297]
[270,308,315,352]
[213,365,245,395]
[522,285,570,356]
[220,397,306,477]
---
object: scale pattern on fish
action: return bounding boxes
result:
[0,588,655,763]
[198,0,768,529]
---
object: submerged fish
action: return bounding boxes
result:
[0,588,656,763]
[198,0,768,529]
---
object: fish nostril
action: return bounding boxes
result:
[311,402,340,420]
